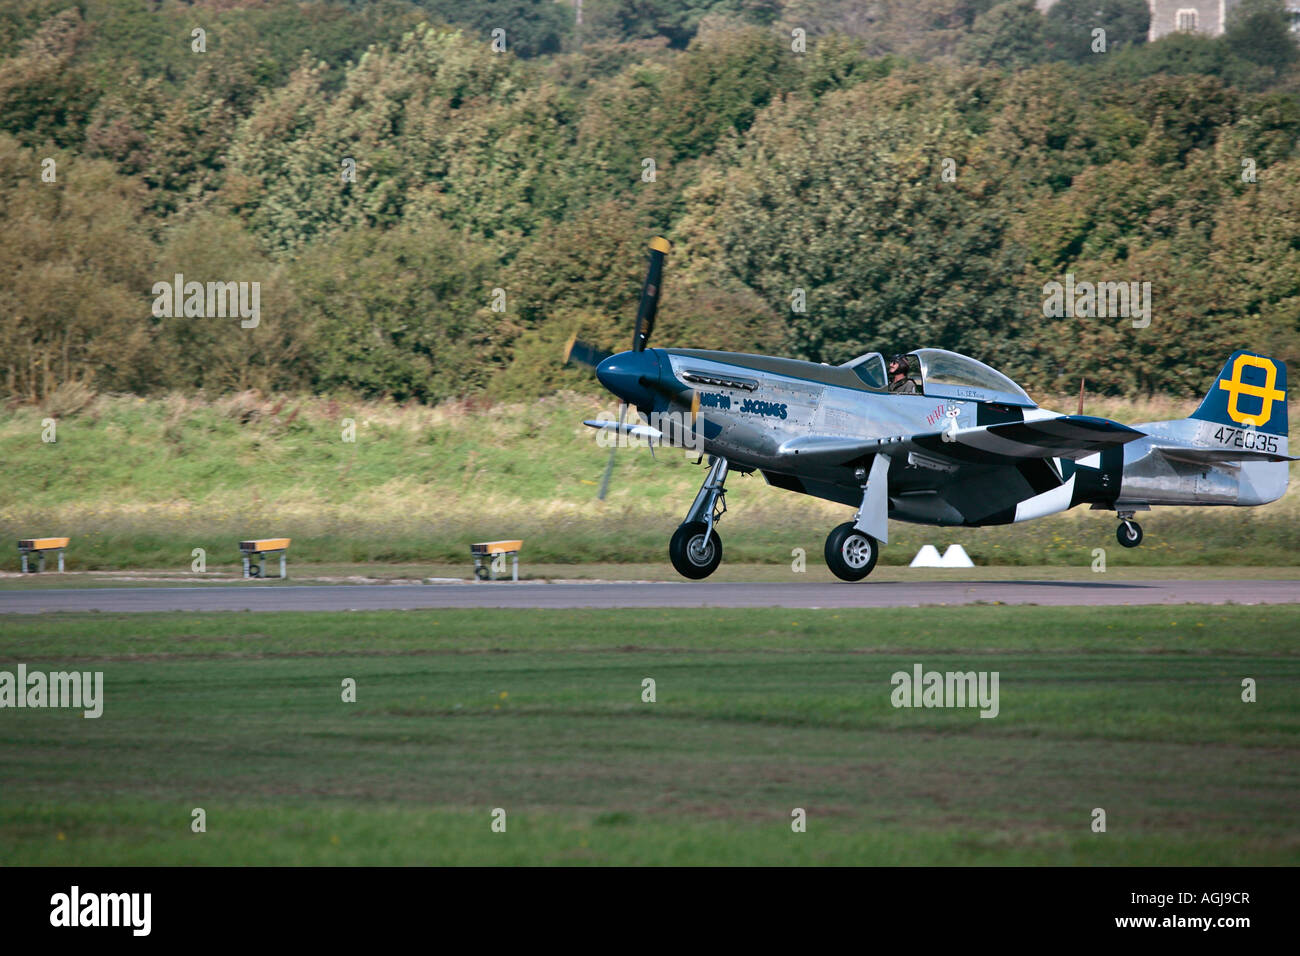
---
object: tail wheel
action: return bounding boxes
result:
[824,521,879,582]
[670,521,722,580]
[1117,520,1143,548]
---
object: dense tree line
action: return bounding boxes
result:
[2,0,1299,403]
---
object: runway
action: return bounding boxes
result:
[1,579,1297,613]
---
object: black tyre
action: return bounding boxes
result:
[669,521,723,580]
[474,565,490,581]
[1117,520,1143,548]
[824,521,879,582]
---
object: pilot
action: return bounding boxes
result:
[888,354,918,394]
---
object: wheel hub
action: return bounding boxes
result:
[688,535,714,565]
[843,536,872,568]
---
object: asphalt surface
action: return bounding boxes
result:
[1,579,1297,613]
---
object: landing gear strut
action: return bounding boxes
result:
[1116,512,1143,548]
[670,456,728,579]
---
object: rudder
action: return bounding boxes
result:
[1190,351,1288,437]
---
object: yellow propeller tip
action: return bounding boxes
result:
[649,236,671,254]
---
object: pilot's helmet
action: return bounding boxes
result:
[889,354,910,373]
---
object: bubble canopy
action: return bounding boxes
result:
[909,348,1035,407]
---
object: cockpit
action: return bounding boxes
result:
[840,352,888,388]
[841,348,1035,407]
[911,348,1034,406]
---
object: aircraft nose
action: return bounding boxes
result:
[596,350,661,411]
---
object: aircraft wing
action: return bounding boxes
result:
[776,415,1145,469]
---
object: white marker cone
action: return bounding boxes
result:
[909,544,944,568]
[939,544,974,568]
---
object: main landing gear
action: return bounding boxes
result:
[669,456,729,579]
[1116,513,1144,548]
[824,522,879,581]
[667,455,884,581]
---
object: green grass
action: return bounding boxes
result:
[1,391,1298,570]
[1,605,1297,865]
[7,803,1283,866]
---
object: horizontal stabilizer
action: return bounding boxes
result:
[1151,443,1295,465]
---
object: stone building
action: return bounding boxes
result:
[1035,1,1300,43]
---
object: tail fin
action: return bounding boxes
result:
[1190,351,1288,437]
[1145,352,1294,506]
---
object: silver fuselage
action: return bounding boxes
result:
[632,348,1288,526]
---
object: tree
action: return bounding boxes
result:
[1224,0,1300,74]
[1045,0,1149,62]
[0,136,161,400]
[957,0,1049,69]
[0,9,98,149]
[692,85,1028,365]
[1105,30,1272,90]
[777,1,1000,60]
[1133,75,1240,168]
[656,27,797,159]
[581,0,775,49]
[415,0,573,57]
[224,25,520,253]
[153,213,308,394]
[288,222,505,402]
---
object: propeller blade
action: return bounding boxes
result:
[1077,377,1086,416]
[597,444,616,501]
[631,236,671,353]
[564,333,613,370]
[596,402,629,501]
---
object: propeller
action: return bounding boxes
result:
[563,236,672,370]
[561,237,691,498]
[1077,377,1086,416]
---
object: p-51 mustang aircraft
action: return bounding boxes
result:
[566,238,1292,581]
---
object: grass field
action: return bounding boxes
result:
[2,391,1298,571]
[2,605,1297,865]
